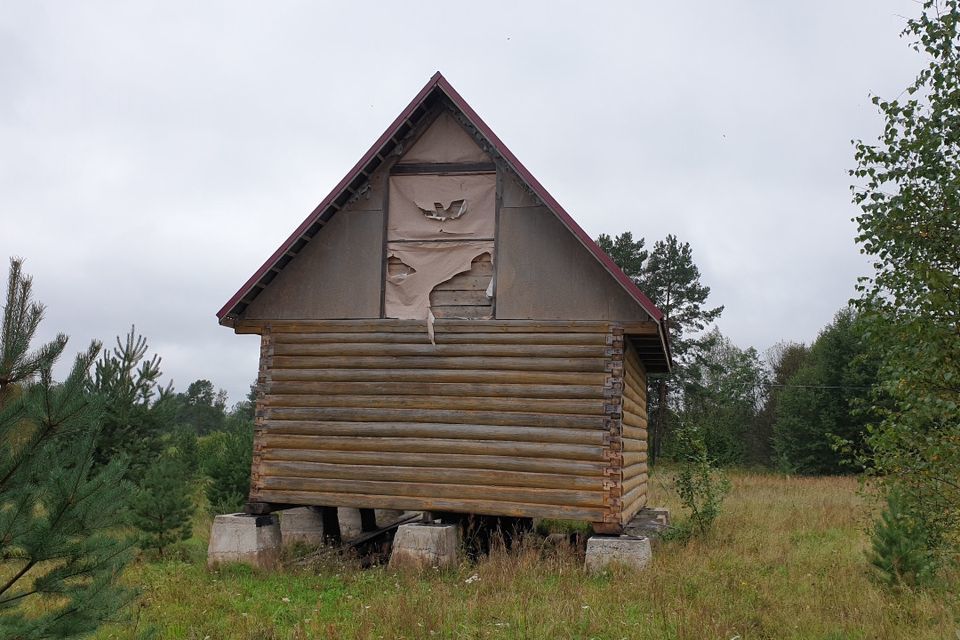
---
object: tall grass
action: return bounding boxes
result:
[96,471,959,639]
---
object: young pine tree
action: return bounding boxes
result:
[0,258,134,638]
[129,451,195,558]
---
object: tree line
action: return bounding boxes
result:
[597,233,878,475]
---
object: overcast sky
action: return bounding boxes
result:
[2,1,922,404]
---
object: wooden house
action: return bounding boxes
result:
[217,73,671,534]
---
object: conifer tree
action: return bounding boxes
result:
[129,452,195,558]
[92,327,174,480]
[639,235,723,462]
[0,258,134,638]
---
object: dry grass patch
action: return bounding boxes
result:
[95,471,959,639]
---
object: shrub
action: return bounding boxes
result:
[666,425,731,542]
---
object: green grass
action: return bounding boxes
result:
[95,471,960,639]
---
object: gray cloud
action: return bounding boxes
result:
[2,1,920,402]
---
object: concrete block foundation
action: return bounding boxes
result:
[208,513,282,570]
[584,535,652,573]
[388,522,458,570]
[279,507,325,547]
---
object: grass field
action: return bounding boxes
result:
[95,471,959,639]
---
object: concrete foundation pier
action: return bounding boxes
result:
[584,535,652,573]
[388,522,459,570]
[208,513,282,570]
[279,507,325,547]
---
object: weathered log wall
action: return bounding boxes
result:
[620,338,649,524]
[245,319,629,526]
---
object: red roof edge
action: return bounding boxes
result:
[432,75,664,324]
[217,72,667,353]
[216,72,445,322]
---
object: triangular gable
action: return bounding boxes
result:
[217,72,670,365]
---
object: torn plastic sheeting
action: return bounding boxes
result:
[384,240,494,322]
[388,174,495,241]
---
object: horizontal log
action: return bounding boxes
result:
[620,487,648,524]
[622,472,648,495]
[621,395,647,420]
[271,343,607,359]
[265,394,605,416]
[267,380,607,400]
[430,290,491,306]
[623,408,649,429]
[260,460,606,491]
[431,306,493,319]
[622,464,648,480]
[264,406,608,429]
[272,355,610,373]
[622,451,647,467]
[263,448,609,476]
[237,319,614,334]
[275,332,609,346]
[263,421,608,446]
[252,489,609,522]
[259,434,606,461]
[620,322,659,336]
[622,437,648,453]
[433,275,493,291]
[260,475,607,508]
[622,425,647,441]
[270,368,610,386]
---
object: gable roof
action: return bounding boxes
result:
[217,72,669,363]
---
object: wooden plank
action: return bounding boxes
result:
[263,421,607,446]
[430,290,491,306]
[267,380,608,399]
[259,434,606,461]
[275,331,609,346]
[390,161,497,174]
[270,368,609,386]
[265,394,605,416]
[263,448,609,476]
[620,321,659,336]
[260,460,607,491]
[264,407,608,429]
[272,355,610,373]
[272,342,608,359]
[260,476,607,508]
[432,276,492,291]
[253,489,609,522]
[431,305,493,319]
[237,319,613,334]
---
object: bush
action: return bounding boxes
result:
[666,425,731,542]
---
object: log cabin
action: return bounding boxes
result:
[217,73,671,535]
